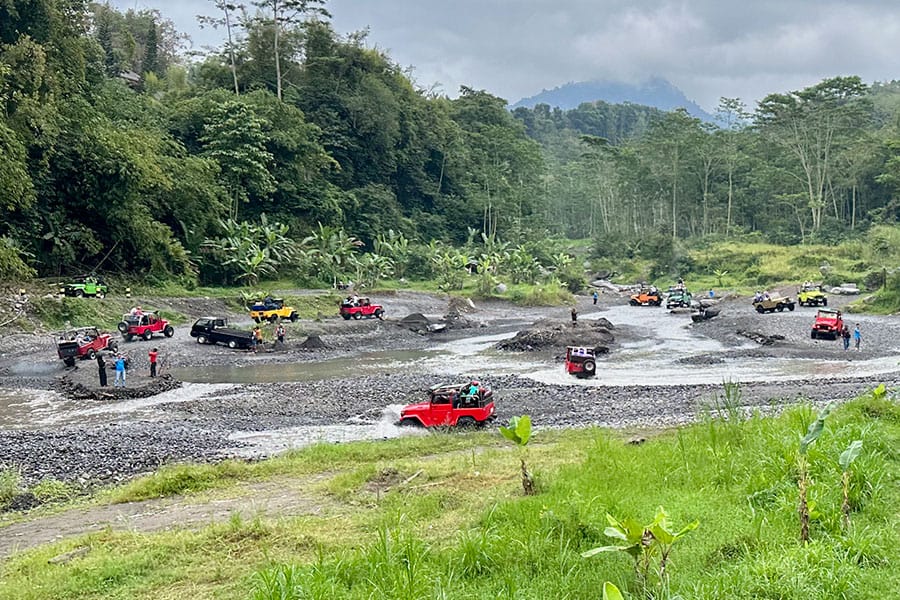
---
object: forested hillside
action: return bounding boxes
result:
[2,0,900,287]
[514,82,900,244]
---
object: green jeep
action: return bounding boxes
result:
[60,275,108,298]
[797,283,827,307]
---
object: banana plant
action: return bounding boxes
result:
[583,507,698,598]
[499,415,534,495]
[839,439,863,530]
[798,404,831,543]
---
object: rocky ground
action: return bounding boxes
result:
[0,287,898,499]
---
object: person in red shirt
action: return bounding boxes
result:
[149,348,159,377]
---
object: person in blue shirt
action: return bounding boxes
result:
[853,324,861,351]
[115,354,127,387]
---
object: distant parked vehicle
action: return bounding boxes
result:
[798,283,828,307]
[117,311,174,342]
[249,298,298,323]
[629,287,662,306]
[752,296,795,313]
[339,297,385,320]
[60,275,107,298]
[56,327,116,367]
[190,317,254,349]
[666,288,693,309]
[811,309,844,340]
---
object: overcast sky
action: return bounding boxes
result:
[110,0,900,111]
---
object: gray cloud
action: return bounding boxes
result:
[112,0,900,110]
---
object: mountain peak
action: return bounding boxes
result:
[511,77,713,122]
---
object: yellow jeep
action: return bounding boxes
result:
[249,298,299,323]
[797,283,827,307]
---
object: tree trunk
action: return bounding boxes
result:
[224,6,239,95]
[274,0,282,100]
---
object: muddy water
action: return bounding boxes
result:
[0,383,234,430]
[171,331,546,384]
[224,404,426,457]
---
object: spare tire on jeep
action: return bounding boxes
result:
[117,321,128,334]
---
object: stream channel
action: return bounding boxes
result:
[2,306,899,457]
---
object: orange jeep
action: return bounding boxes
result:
[629,287,662,306]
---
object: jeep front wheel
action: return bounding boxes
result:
[142,330,153,341]
[197,335,207,344]
[108,341,118,352]
[87,350,96,360]
[777,304,784,312]
[787,303,795,311]
[228,340,238,349]
[289,313,298,322]
[823,298,828,306]
[811,330,817,339]
[341,314,351,320]
[63,357,76,367]
[375,308,384,319]
[75,289,84,297]
[163,325,174,337]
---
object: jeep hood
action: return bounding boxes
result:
[400,401,430,415]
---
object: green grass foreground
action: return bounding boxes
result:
[1,395,898,599]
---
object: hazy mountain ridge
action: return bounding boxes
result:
[511,77,714,122]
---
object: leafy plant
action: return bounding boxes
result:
[839,439,863,530]
[583,507,698,599]
[798,404,831,543]
[713,268,729,287]
[499,415,535,495]
[603,581,626,600]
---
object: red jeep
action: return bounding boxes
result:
[56,327,117,367]
[811,309,844,340]
[399,382,495,427]
[339,297,384,320]
[565,346,597,378]
[117,311,175,342]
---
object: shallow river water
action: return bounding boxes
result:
[3,305,899,455]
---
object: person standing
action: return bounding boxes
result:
[114,354,127,387]
[149,347,158,377]
[253,326,263,353]
[841,326,851,351]
[570,306,578,328]
[276,323,286,344]
[97,353,108,387]
[853,324,861,351]
[592,290,599,305]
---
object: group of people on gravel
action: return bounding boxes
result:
[249,322,287,353]
[841,324,862,351]
[95,348,161,387]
